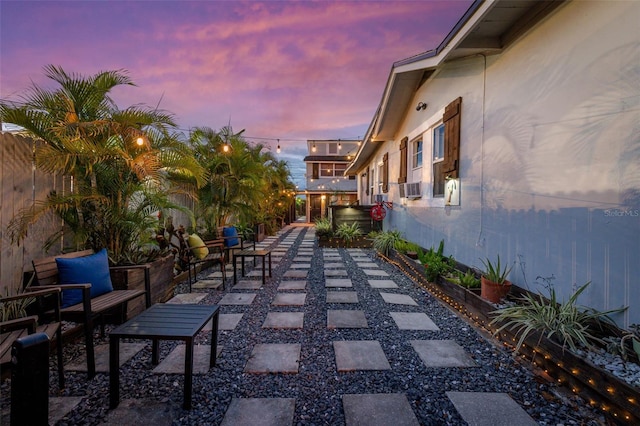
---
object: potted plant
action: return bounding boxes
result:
[480,255,514,303]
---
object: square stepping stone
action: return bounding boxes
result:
[356,262,378,268]
[272,293,306,306]
[325,269,347,276]
[103,398,176,425]
[67,343,145,372]
[166,293,208,304]
[410,340,477,367]
[244,343,301,373]
[219,293,256,305]
[328,310,368,328]
[206,270,225,278]
[390,312,439,330]
[293,256,312,262]
[233,280,262,290]
[380,292,418,306]
[343,393,419,426]
[221,398,296,426]
[218,313,244,331]
[192,279,224,290]
[446,392,538,426]
[284,270,308,278]
[363,269,389,276]
[153,344,222,374]
[278,280,307,290]
[326,291,358,303]
[326,278,353,288]
[49,397,84,425]
[324,262,345,268]
[262,312,304,328]
[368,280,398,289]
[289,263,311,269]
[334,340,391,371]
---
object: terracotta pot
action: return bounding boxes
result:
[480,277,512,303]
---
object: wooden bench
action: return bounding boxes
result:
[0,287,64,388]
[32,249,151,379]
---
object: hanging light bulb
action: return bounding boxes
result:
[338,140,342,150]
[277,139,281,154]
[223,143,230,153]
[136,136,145,146]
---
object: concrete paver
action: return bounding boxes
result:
[221,398,296,426]
[244,343,301,373]
[362,269,389,276]
[343,393,420,426]
[327,310,368,328]
[379,292,418,306]
[410,340,477,367]
[67,343,146,373]
[263,312,304,329]
[390,312,439,331]
[446,392,538,426]
[278,280,307,290]
[219,293,256,305]
[325,278,353,288]
[326,291,358,303]
[272,293,306,306]
[283,270,308,278]
[152,345,223,374]
[333,340,391,371]
[324,269,348,276]
[367,279,398,289]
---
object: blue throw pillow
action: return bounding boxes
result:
[56,248,113,308]
[223,227,239,247]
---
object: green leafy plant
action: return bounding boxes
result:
[455,270,480,289]
[314,217,333,237]
[419,240,453,282]
[334,222,362,245]
[480,255,514,284]
[372,230,403,256]
[491,282,624,353]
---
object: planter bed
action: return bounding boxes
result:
[385,250,640,425]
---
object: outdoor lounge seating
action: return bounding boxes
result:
[32,249,151,379]
[0,287,64,388]
[185,236,226,292]
[217,226,255,263]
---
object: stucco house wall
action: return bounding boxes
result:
[358,0,639,326]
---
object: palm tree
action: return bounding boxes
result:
[1,65,204,264]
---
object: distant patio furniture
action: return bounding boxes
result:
[233,249,272,285]
[185,237,227,291]
[0,287,65,388]
[32,249,151,379]
[109,303,219,410]
[217,226,256,263]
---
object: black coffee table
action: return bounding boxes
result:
[109,303,219,410]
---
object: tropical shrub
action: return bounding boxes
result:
[314,217,333,237]
[334,222,362,245]
[419,240,453,282]
[372,230,403,256]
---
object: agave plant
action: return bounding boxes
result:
[314,217,333,238]
[480,255,514,285]
[491,282,624,353]
[335,222,362,245]
[372,230,403,256]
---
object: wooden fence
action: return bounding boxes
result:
[0,132,193,296]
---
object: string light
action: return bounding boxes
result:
[277,139,281,154]
[312,143,317,152]
[136,136,145,146]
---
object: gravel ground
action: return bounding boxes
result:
[1,227,609,425]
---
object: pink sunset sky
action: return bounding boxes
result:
[1,0,473,185]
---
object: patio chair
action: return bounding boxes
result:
[217,226,256,264]
[0,287,64,388]
[185,236,227,292]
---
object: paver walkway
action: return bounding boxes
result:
[18,225,550,425]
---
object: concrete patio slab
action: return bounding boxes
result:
[367,280,398,289]
[356,262,379,268]
[333,340,391,371]
[293,256,312,262]
[67,342,145,372]
[362,269,389,276]
[219,293,256,305]
[390,312,439,331]
[191,279,224,290]
[446,392,538,426]
[244,343,301,373]
[103,398,176,425]
[289,263,311,269]
[327,310,368,328]
[217,313,244,331]
[272,293,306,306]
[326,291,358,303]
[221,398,296,426]
[324,262,345,268]
[49,396,84,425]
[324,269,348,276]
[152,344,223,374]
[379,292,418,306]
[278,280,307,290]
[206,271,224,278]
[410,340,477,367]
[166,293,208,304]
[262,312,304,328]
[283,270,308,278]
[326,278,353,288]
[343,393,419,426]
[232,280,263,289]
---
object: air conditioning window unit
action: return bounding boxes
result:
[401,182,422,199]
[374,194,387,203]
